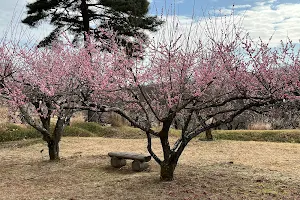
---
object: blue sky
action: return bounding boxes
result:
[150,0,300,16]
[149,0,237,16]
[1,0,300,46]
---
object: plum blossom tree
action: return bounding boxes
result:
[1,13,299,180]
[85,18,300,181]
[0,39,112,160]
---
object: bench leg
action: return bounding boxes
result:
[111,157,126,168]
[132,160,149,172]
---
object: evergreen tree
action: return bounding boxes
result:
[22,0,163,47]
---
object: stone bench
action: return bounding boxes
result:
[108,152,151,172]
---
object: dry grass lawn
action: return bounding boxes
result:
[1,137,300,199]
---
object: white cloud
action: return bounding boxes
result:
[0,0,53,45]
[239,2,300,45]
[233,4,251,9]
[153,1,300,47]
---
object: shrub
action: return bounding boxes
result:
[70,122,111,137]
[63,126,94,137]
[0,124,40,142]
[2,121,299,144]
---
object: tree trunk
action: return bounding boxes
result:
[205,129,213,141]
[48,140,60,160]
[160,161,177,181]
[80,0,90,39]
[47,117,66,160]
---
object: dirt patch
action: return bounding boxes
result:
[0,138,300,199]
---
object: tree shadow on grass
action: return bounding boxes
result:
[101,164,153,175]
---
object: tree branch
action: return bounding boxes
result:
[186,99,278,139]
[19,105,51,142]
[146,132,162,164]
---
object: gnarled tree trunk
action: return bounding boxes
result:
[44,117,65,160]
[160,160,177,181]
[48,140,60,160]
[158,115,180,181]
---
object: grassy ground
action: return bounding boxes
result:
[2,121,300,144]
[0,122,147,142]
[198,129,300,143]
[0,137,300,199]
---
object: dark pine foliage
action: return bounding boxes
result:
[22,0,164,47]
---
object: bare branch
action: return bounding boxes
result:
[146,132,162,164]
[186,99,278,139]
[19,105,51,141]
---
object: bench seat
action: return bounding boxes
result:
[108,152,151,162]
[108,152,151,172]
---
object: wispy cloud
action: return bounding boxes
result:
[233,4,251,9]
[240,1,300,45]
[155,0,300,47]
